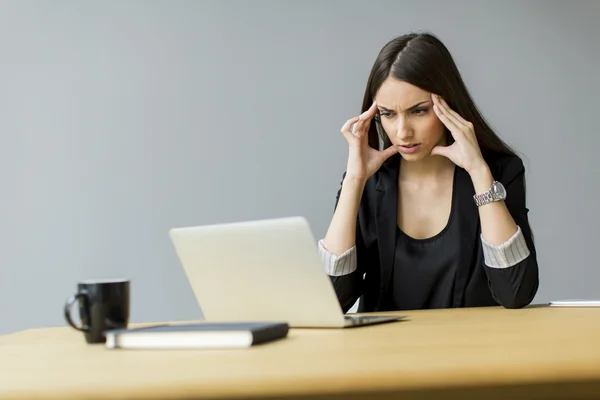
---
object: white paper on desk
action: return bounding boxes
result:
[549,299,600,307]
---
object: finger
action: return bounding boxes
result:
[433,104,462,138]
[433,95,471,130]
[360,100,378,119]
[356,100,377,121]
[354,101,378,137]
[340,116,360,138]
[381,145,398,160]
[430,145,451,159]
[432,96,464,130]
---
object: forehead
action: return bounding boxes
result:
[374,77,431,109]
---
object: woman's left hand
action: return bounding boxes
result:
[430,94,487,174]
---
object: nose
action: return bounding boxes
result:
[395,116,413,140]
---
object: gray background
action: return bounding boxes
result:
[2,0,599,335]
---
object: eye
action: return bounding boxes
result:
[413,108,428,115]
[379,111,394,118]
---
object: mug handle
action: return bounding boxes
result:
[64,290,90,332]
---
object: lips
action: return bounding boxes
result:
[398,143,421,154]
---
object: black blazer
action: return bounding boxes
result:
[330,152,539,313]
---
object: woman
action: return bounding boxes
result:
[319,32,539,313]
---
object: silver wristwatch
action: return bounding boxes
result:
[473,181,507,207]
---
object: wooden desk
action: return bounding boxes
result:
[1,306,600,400]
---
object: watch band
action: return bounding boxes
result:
[473,190,496,207]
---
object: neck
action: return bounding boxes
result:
[399,154,455,183]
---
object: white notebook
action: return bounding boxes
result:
[549,299,600,307]
[105,321,289,349]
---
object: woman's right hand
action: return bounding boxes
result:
[340,101,398,183]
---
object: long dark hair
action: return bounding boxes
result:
[363,32,515,159]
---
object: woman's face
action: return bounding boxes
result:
[374,77,446,161]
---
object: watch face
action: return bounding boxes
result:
[492,181,507,199]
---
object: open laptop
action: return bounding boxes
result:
[169,216,404,328]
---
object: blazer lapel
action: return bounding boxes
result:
[374,155,400,311]
[452,167,480,307]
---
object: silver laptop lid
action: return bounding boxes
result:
[169,216,346,327]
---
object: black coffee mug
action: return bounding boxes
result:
[64,279,130,344]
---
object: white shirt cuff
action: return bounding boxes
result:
[481,226,531,269]
[317,239,357,276]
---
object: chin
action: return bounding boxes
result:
[399,152,428,162]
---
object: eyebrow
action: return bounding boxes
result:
[378,101,430,112]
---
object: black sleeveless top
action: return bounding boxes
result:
[384,169,461,310]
